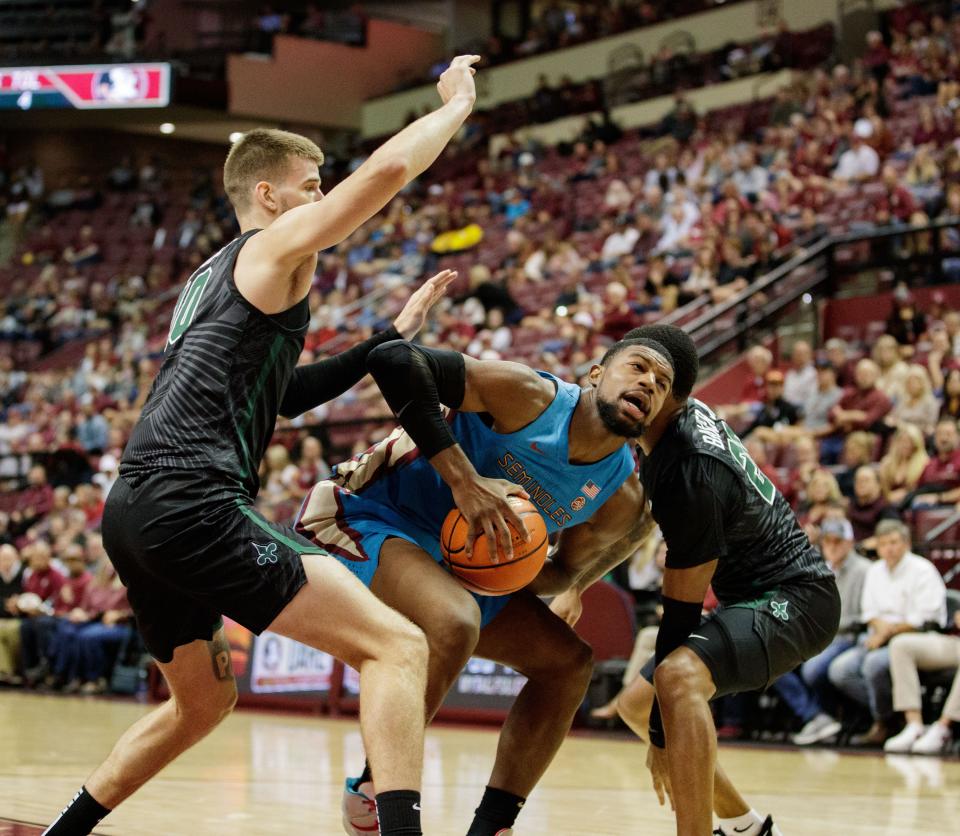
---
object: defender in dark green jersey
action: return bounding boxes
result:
[549,325,840,836]
[43,55,484,836]
[629,325,839,836]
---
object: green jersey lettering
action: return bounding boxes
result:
[723,423,776,505]
[168,267,212,346]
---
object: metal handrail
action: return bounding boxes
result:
[687,215,960,362]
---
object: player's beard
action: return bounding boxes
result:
[596,394,646,438]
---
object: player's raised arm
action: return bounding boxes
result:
[236,56,480,309]
[366,342,556,558]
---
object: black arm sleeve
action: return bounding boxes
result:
[366,340,466,459]
[278,326,401,419]
[648,595,704,748]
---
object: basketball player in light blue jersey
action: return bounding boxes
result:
[296,336,674,836]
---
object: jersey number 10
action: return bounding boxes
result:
[167,267,212,346]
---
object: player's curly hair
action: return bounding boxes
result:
[624,324,699,399]
[224,128,324,212]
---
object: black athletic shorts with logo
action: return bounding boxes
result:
[640,577,841,698]
[103,471,324,663]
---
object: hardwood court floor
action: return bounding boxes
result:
[1,692,958,835]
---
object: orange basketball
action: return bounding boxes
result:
[439,497,549,596]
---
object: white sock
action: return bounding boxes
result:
[718,808,764,835]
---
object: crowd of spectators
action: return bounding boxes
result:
[689,276,960,752]
[0,3,958,754]
[401,0,763,90]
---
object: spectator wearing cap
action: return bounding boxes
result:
[833,120,880,182]
[783,340,817,408]
[912,417,960,507]
[778,516,871,745]
[742,369,801,438]
[829,519,947,746]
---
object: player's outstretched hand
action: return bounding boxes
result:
[451,476,530,561]
[437,55,480,107]
[646,745,675,810]
[393,269,457,340]
[550,589,583,626]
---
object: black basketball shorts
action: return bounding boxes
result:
[103,471,326,663]
[640,577,841,698]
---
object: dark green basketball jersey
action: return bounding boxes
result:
[639,398,832,604]
[121,230,309,498]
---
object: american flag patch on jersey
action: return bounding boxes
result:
[581,480,601,499]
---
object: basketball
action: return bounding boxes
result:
[439,496,549,595]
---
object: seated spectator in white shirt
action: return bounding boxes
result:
[731,150,770,200]
[828,519,947,746]
[655,202,698,254]
[783,339,817,407]
[600,221,640,262]
[833,120,880,182]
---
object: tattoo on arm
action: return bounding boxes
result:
[207,629,235,682]
[575,509,656,591]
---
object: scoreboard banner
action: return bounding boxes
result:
[0,63,171,110]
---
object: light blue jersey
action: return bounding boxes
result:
[297,372,635,626]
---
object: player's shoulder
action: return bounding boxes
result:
[903,551,943,577]
[667,399,729,457]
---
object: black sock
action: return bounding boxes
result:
[466,786,526,836]
[359,759,373,784]
[376,789,421,836]
[42,786,111,835]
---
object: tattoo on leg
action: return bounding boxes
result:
[207,630,234,681]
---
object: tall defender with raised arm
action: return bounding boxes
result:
[42,55,483,836]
